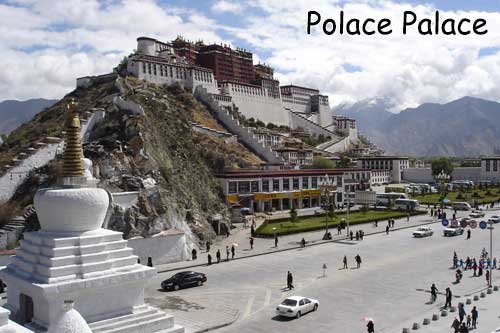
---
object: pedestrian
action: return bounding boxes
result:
[451,317,460,333]
[367,320,374,333]
[301,238,306,248]
[226,228,230,238]
[226,246,230,261]
[350,230,354,241]
[459,323,469,333]
[430,283,438,303]
[206,241,211,253]
[360,230,364,240]
[337,225,342,235]
[466,229,471,240]
[493,257,497,269]
[287,271,294,290]
[486,270,490,285]
[472,262,477,276]
[466,314,471,328]
[147,257,153,267]
[275,234,278,247]
[192,248,197,260]
[458,303,465,323]
[207,253,212,265]
[407,213,410,222]
[231,245,235,259]
[392,219,395,228]
[445,287,452,308]
[375,220,378,227]
[355,254,362,268]
[471,306,478,329]
[343,255,348,269]
[430,208,434,216]
[216,249,221,264]
[386,225,389,235]
[355,231,360,241]
[251,225,255,237]
[250,237,254,249]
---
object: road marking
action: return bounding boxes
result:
[264,289,272,307]
[242,295,255,319]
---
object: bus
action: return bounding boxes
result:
[394,199,420,211]
[452,202,472,211]
[376,192,407,206]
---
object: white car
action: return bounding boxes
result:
[490,327,500,333]
[469,210,485,218]
[443,225,464,237]
[413,226,433,238]
[276,296,319,318]
[488,215,500,223]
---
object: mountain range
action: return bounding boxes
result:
[0,98,57,135]
[336,96,500,157]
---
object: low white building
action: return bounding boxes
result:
[356,156,409,183]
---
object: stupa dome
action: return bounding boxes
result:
[48,301,91,333]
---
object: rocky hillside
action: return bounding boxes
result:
[1,75,261,243]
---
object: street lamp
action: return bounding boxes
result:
[488,220,494,288]
[319,174,335,240]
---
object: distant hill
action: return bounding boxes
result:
[349,96,500,157]
[0,99,57,135]
[335,98,394,133]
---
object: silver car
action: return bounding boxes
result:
[276,296,319,318]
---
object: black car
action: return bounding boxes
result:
[161,271,207,291]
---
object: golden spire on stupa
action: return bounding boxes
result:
[61,98,84,177]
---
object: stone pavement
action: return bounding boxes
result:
[156,208,464,274]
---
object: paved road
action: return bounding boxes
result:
[147,209,500,333]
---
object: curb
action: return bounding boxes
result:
[193,311,239,333]
[157,217,442,274]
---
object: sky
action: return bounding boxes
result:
[2,0,500,112]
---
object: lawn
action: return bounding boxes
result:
[255,210,425,237]
[411,188,500,205]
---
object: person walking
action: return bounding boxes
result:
[367,320,374,333]
[206,241,211,253]
[386,225,390,235]
[216,249,221,264]
[301,238,306,248]
[459,323,469,333]
[251,225,255,237]
[430,283,438,303]
[486,270,490,286]
[451,317,460,333]
[250,237,254,249]
[355,254,362,268]
[226,246,230,261]
[350,230,354,241]
[458,303,466,323]
[343,255,348,269]
[445,287,452,308]
[192,248,197,260]
[472,261,477,276]
[287,271,294,290]
[466,229,471,240]
[337,225,342,235]
[231,245,235,259]
[407,213,410,222]
[360,230,364,240]
[274,234,278,248]
[471,306,478,329]
[466,314,471,328]
[355,231,360,241]
[207,253,212,266]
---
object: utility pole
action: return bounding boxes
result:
[489,220,494,288]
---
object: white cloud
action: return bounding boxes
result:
[211,0,244,13]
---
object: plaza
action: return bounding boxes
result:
[146,208,500,332]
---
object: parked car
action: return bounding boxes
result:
[469,210,485,218]
[413,226,433,238]
[488,215,500,223]
[276,296,319,318]
[443,225,464,237]
[161,271,207,291]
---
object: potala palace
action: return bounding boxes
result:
[114,36,359,153]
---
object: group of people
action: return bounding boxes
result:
[349,230,365,241]
[453,250,498,285]
[429,206,447,220]
[342,254,362,269]
[451,305,478,333]
[206,244,236,265]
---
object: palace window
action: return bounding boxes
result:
[311,177,318,188]
[486,160,491,172]
[494,160,498,172]
[302,177,309,189]
[251,181,259,192]
[228,182,237,194]
[283,178,290,191]
[293,178,300,190]
[142,62,146,73]
[272,179,280,191]
[238,181,250,194]
[262,180,269,192]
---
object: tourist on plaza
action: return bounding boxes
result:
[466,314,471,328]
[366,320,374,333]
[465,257,470,270]
[337,225,342,235]
[392,219,395,227]
[472,261,477,276]
[301,238,306,248]
[430,208,433,216]
[231,245,235,259]
[407,213,410,222]
[459,322,469,333]
[386,225,390,235]
[360,230,364,240]
[251,225,255,237]
[453,252,458,268]
[350,231,354,241]
[206,241,211,253]
[430,284,438,303]
[226,228,230,238]
[207,253,212,265]
[275,234,278,247]
[250,237,254,249]
[226,246,230,261]
[445,287,452,308]
[478,262,483,276]
[458,303,466,323]
[287,271,294,290]
[493,257,497,269]
[343,255,348,269]
[216,249,221,263]
[466,229,471,240]
[147,257,153,267]
[451,317,460,333]
[355,254,362,268]
[471,306,478,329]
[486,270,490,285]
[355,231,360,241]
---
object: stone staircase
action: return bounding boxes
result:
[89,305,183,333]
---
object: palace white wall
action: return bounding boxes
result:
[128,232,190,266]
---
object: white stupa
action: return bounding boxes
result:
[0,100,183,332]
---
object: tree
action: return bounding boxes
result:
[308,156,334,169]
[431,157,454,178]
[290,204,298,223]
[336,154,351,168]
